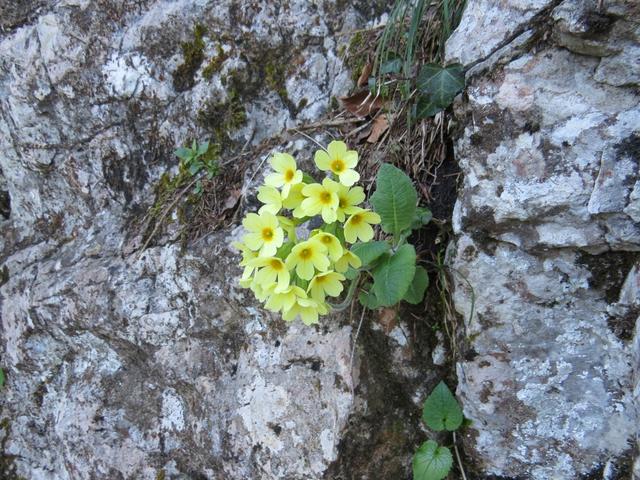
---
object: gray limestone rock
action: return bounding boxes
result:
[447,0,639,478]
[0,1,434,479]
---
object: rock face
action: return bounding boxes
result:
[447,0,639,478]
[1,1,439,479]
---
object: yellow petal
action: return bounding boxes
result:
[338,169,360,187]
[242,213,262,232]
[314,150,330,170]
[327,140,347,159]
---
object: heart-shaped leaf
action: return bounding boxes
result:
[413,440,452,480]
[422,381,463,431]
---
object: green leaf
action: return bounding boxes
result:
[276,241,295,259]
[422,381,463,431]
[197,141,209,155]
[412,207,433,229]
[403,266,429,304]
[414,95,443,119]
[0,368,4,388]
[344,267,358,280]
[370,164,417,238]
[380,57,402,75]
[417,63,464,109]
[351,241,390,267]
[188,161,203,176]
[175,147,192,160]
[372,244,416,307]
[413,440,453,480]
[358,289,381,309]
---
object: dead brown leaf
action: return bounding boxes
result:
[340,90,383,117]
[366,114,389,143]
[377,307,397,334]
[357,62,373,88]
[223,188,241,211]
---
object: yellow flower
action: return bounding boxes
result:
[282,183,306,218]
[283,296,328,325]
[300,178,340,223]
[344,208,381,243]
[336,184,365,222]
[250,279,275,302]
[232,241,260,280]
[285,238,329,280]
[242,212,284,257]
[265,152,303,198]
[265,285,307,313]
[308,271,345,302]
[312,232,343,261]
[334,250,362,273]
[314,140,360,186]
[248,257,291,292]
[257,186,283,215]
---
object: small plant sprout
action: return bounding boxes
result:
[235,141,433,325]
[413,381,467,480]
[174,139,219,195]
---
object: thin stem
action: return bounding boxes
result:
[453,431,468,480]
[349,304,367,398]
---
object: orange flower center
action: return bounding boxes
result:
[299,248,312,259]
[320,191,332,204]
[339,196,348,208]
[331,159,345,173]
[321,236,332,245]
[314,275,327,284]
[284,169,295,182]
[261,228,274,241]
[270,259,283,270]
[350,214,362,225]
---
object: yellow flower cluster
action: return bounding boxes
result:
[234,141,381,325]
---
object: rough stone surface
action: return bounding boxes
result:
[0,1,437,479]
[447,0,639,478]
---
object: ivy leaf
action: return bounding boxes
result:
[414,95,443,119]
[417,63,465,109]
[370,164,417,238]
[413,441,453,480]
[372,244,416,307]
[403,266,429,304]
[351,241,390,267]
[422,381,463,431]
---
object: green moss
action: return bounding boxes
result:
[347,31,367,84]
[202,44,228,81]
[197,86,247,147]
[156,469,166,480]
[172,24,207,92]
[264,59,289,100]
